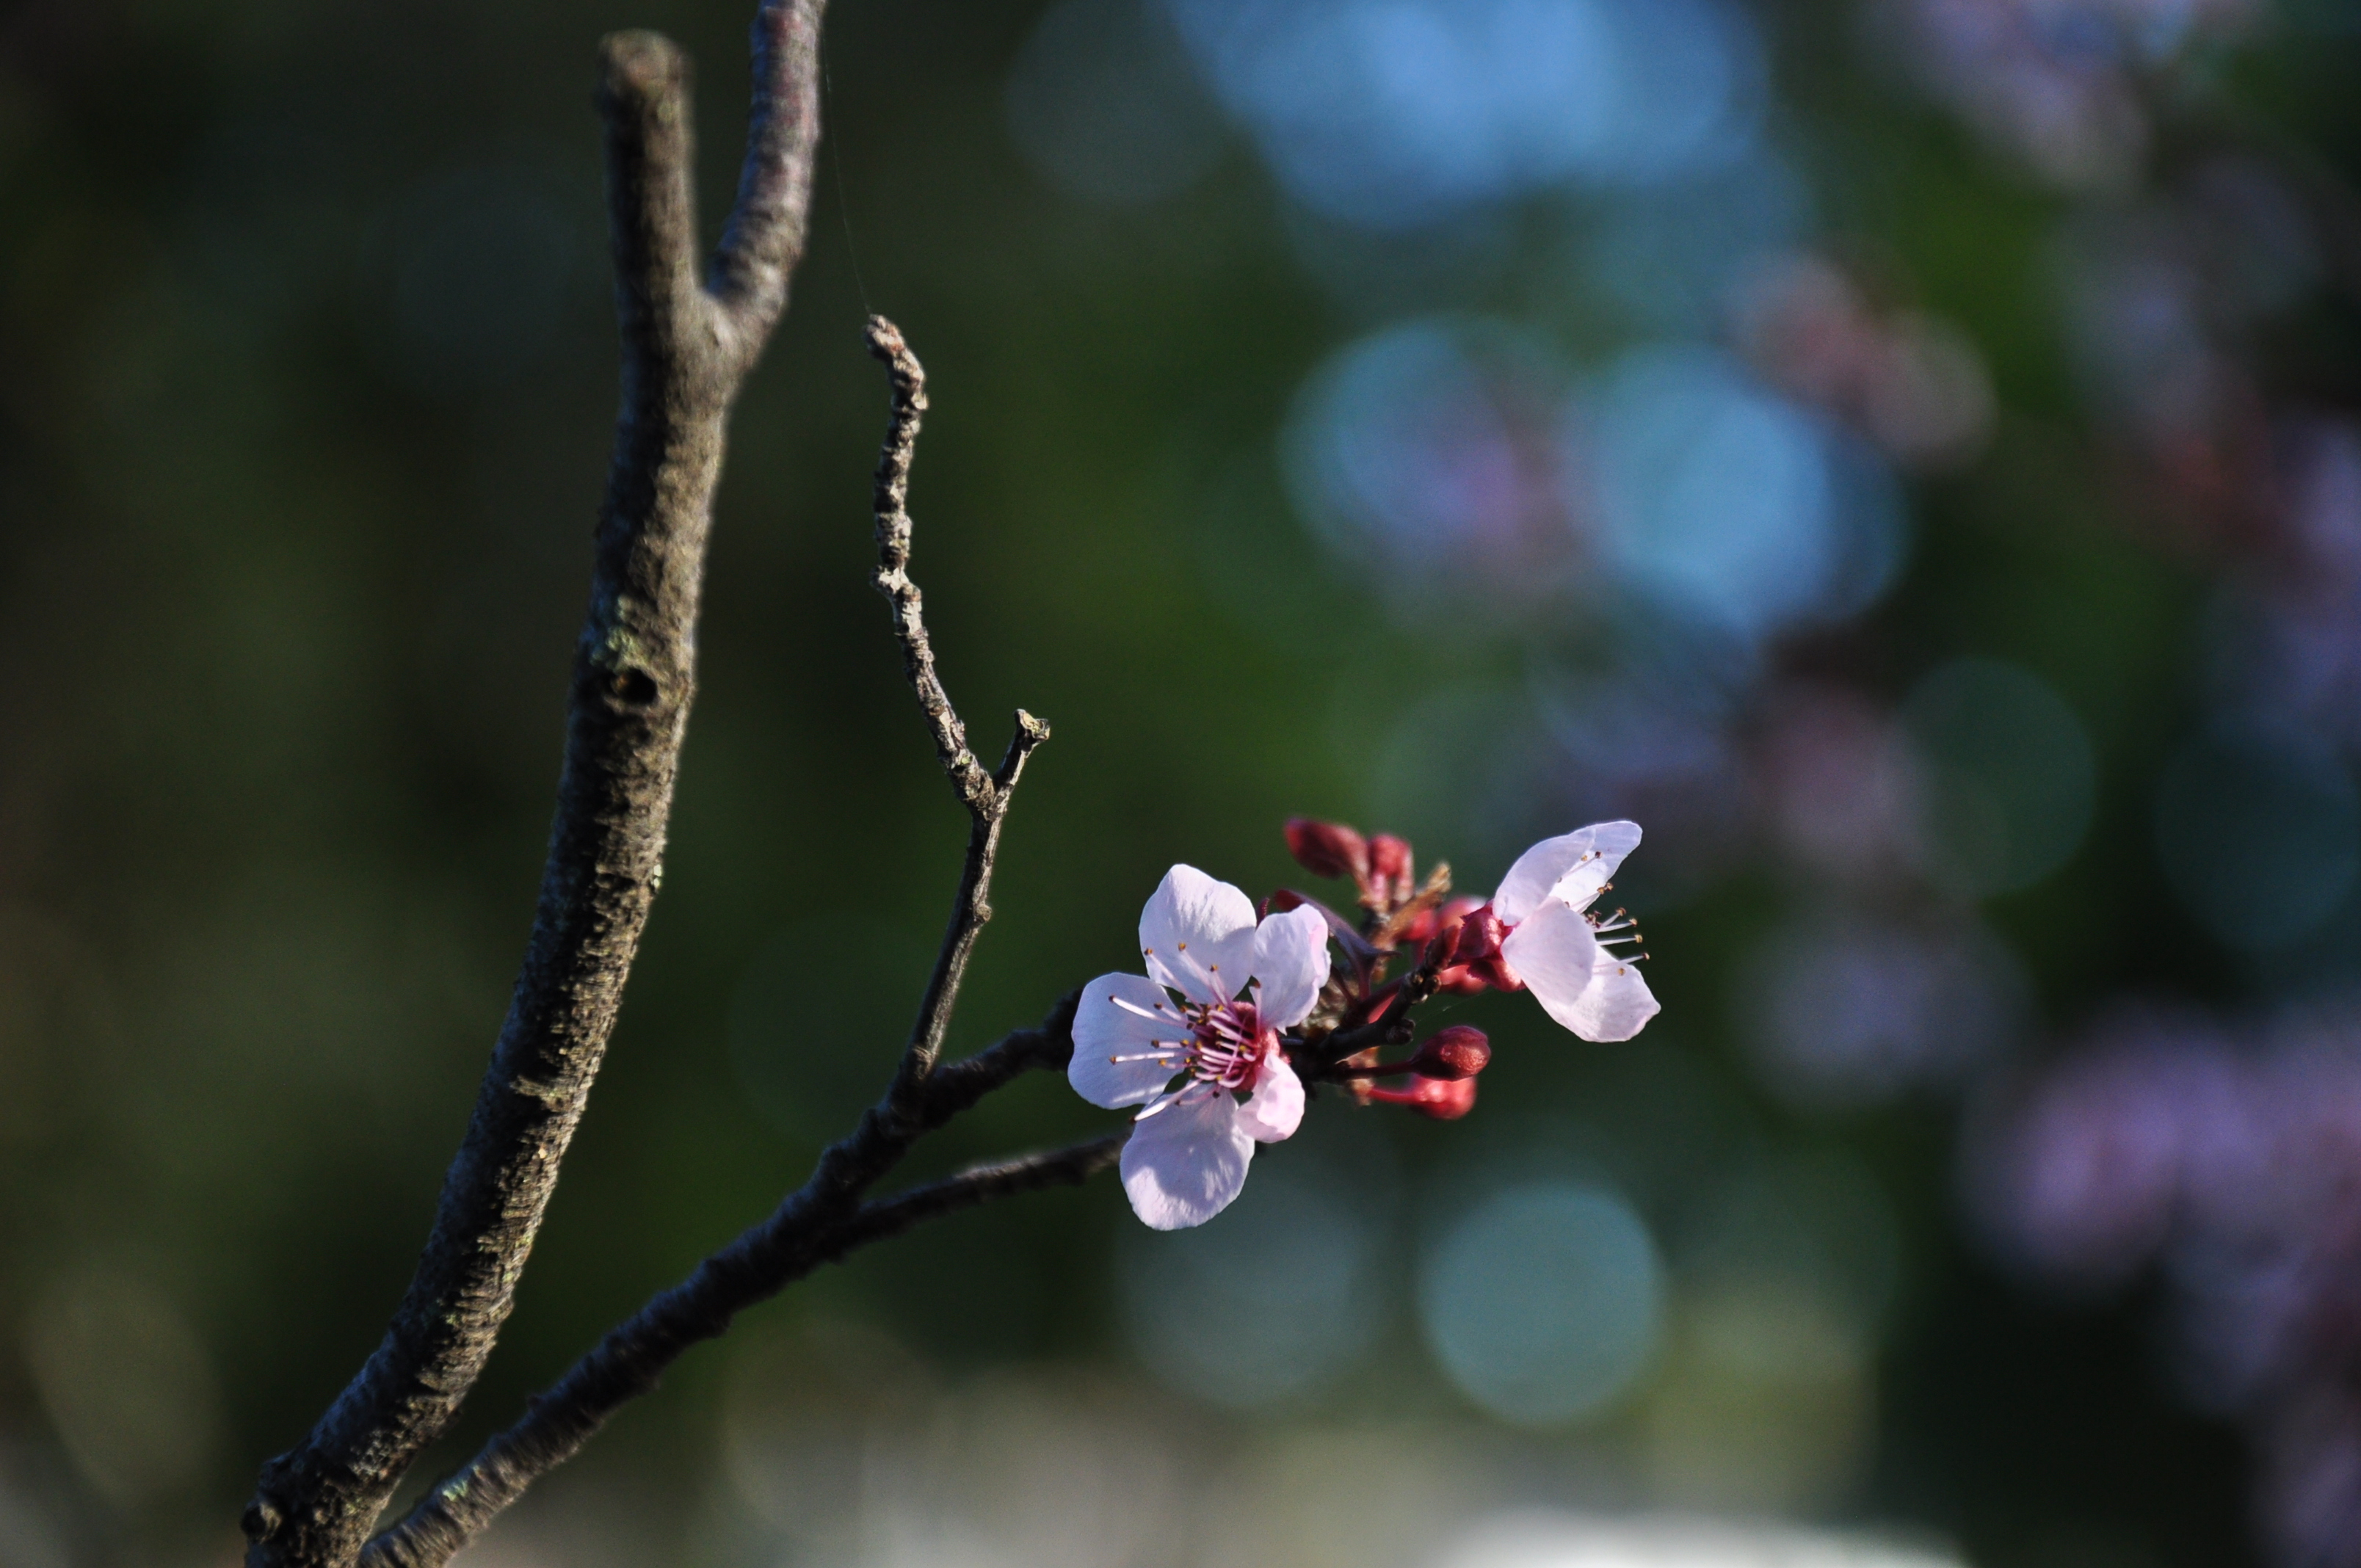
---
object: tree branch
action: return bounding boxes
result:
[711,0,827,351]
[350,302,1070,1568]
[242,12,829,1567]
[865,314,1051,1089]
[830,1131,1127,1252]
[355,1026,1112,1568]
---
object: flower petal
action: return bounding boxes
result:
[1236,1055,1305,1143]
[1493,821,1644,926]
[1501,896,1597,1028]
[1250,904,1332,1028]
[1501,896,1659,1041]
[1070,972,1190,1109]
[1570,945,1660,1042]
[1120,1088,1256,1230]
[1140,864,1258,1003]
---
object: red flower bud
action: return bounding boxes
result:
[1369,1073,1479,1120]
[1471,956,1522,992]
[1429,903,1519,990]
[1368,833,1413,886]
[1285,818,1369,881]
[1437,893,1485,928]
[1446,903,1509,965]
[1410,1026,1490,1081]
[1410,894,1487,951]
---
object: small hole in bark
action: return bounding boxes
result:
[610,667,658,706]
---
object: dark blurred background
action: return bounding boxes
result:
[4,0,2361,1564]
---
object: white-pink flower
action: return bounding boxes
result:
[1491,821,1659,1042]
[1069,865,1332,1230]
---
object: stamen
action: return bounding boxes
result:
[1589,906,1644,952]
[1121,991,1282,1100]
[1112,995,1180,1023]
[1132,1084,1200,1122]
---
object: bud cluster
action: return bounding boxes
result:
[1072,819,1655,1227]
[1273,816,1517,1120]
[1283,819,1416,911]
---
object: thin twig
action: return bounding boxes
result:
[242,11,828,1567]
[831,1133,1128,1252]
[358,311,1068,1568]
[866,315,987,807]
[1308,960,1445,1072]
[864,314,1051,1089]
[355,1018,1108,1568]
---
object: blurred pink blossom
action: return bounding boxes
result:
[2229,419,2361,745]
[1971,1001,2361,1562]
[1731,253,1995,469]
[1878,0,2260,187]
[1754,680,1924,886]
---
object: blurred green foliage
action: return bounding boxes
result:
[3,2,2358,1566]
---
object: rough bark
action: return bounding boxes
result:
[240,10,827,1565]
[358,1009,1107,1568]
[351,311,1074,1567]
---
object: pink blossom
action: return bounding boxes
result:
[1484,821,1660,1042]
[1068,865,1332,1230]
[1732,253,1995,471]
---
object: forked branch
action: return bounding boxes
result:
[356,1002,1109,1568]
[242,7,829,1566]
[345,308,1093,1568]
[866,314,1051,1089]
